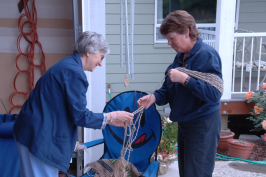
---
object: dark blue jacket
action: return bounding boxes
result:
[154,38,223,122]
[13,53,104,172]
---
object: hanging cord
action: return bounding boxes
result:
[175,67,224,95]
[113,74,168,177]
[9,0,46,113]
[84,68,224,176]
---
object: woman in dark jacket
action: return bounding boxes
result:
[138,10,223,177]
[13,31,133,176]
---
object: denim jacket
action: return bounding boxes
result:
[13,53,104,172]
[154,38,223,122]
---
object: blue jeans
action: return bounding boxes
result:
[178,110,221,177]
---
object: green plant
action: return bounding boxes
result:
[231,140,250,145]
[158,117,178,155]
[246,83,266,133]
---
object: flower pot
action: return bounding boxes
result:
[217,130,235,152]
[158,161,169,175]
[227,139,255,159]
[157,153,178,175]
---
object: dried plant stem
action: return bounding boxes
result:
[0,99,8,113]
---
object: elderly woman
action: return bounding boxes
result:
[13,31,134,177]
[138,10,223,177]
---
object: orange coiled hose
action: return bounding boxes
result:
[9,0,46,113]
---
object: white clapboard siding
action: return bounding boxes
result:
[106,53,175,64]
[238,0,266,32]
[106,24,153,35]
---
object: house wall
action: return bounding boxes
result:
[0,0,73,114]
[105,0,176,114]
[238,0,266,32]
[238,0,266,59]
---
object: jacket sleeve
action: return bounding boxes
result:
[186,52,223,103]
[153,68,171,106]
[62,68,104,129]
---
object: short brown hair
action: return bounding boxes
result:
[160,10,200,41]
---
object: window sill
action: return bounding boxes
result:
[153,43,171,48]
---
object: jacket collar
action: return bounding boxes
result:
[71,52,83,69]
[175,38,202,63]
[189,38,202,56]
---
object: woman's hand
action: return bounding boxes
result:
[137,94,156,109]
[107,111,134,127]
[168,69,188,83]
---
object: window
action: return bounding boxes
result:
[154,0,217,43]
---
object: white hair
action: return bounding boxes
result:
[73,31,110,57]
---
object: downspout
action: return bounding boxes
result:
[130,0,135,79]
[124,0,130,75]
[120,0,123,67]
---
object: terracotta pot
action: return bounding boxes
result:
[217,130,235,152]
[227,139,255,159]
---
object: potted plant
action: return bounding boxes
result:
[155,117,178,175]
[227,139,255,159]
[217,130,235,152]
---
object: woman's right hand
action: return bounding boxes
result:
[107,111,134,127]
[137,94,156,109]
[168,69,188,83]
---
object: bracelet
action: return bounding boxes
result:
[109,112,113,125]
[182,76,190,86]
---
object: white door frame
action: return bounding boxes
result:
[81,0,106,169]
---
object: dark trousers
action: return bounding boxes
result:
[178,110,221,177]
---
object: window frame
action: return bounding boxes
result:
[154,0,217,43]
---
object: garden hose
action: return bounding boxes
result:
[216,153,266,165]
[175,147,266,165]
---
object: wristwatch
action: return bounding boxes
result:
[182,76,190,86]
